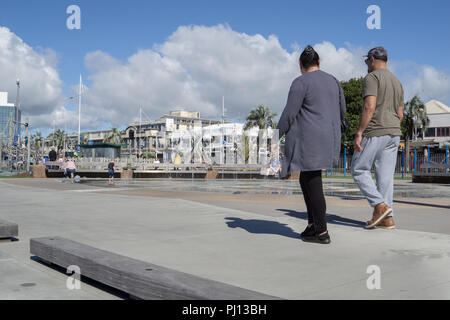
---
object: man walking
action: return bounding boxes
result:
[351,47,404,229]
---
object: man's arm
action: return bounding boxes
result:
[354,95,377,152]
[397,105,404,122]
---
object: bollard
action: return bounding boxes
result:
[401,148,404,179]
[446,145,449,174]
[414,149,417,174]
[344,148,347,177]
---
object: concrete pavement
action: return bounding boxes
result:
[0,178,449,299]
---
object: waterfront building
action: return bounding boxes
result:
[0,92,21,144]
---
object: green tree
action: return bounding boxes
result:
[402,95,429,172]
[80,133,89,145]
[47,129,65,152]
[244,105,277,130]
[142,151,156,159]
[103,128,123,145]
[31,131,43,160]
[341,78,364,151]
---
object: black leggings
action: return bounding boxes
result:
[299,170,327,234]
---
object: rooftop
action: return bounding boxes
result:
[0,92,15,107]
[425,100,450,115]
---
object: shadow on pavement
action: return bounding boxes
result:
[392,200,450,209]
[278,209,366,229]
[225,217,301,239]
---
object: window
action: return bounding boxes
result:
[436,127,449,137]
[425,128,436,138]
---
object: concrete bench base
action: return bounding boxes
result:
[121,170,134,179]
[413,174,450,184]
[0,219,18,239]
[30,236,280,300]
[205,170,218,179]
[31,165,47,178]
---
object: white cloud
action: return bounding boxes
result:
[406,65,450,103]
[80,27,450,127]
[313,42,367,80]
[84,49,217,125]
[2,24,450,134]
[85,26,412,127]
[0,27,64,129]
[84,24,301,125]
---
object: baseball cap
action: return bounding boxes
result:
[364,46,388,61]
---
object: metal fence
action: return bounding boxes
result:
[325,147,450,178]
[44,144,449,179]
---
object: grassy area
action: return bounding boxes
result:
[0,172,32,179]
[0,176,31,179]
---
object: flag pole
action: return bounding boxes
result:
[78,74,82,145]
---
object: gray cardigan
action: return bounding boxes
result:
[277,70,346,178]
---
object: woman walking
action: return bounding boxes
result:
[108,158,115,185]
[277,46,346,244]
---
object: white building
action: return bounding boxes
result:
[423,100,450,145]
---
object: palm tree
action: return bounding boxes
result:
[244,105,277,130]
[47,129,65,152]
[31,131,43,160]
[80,133,89,145]
[402,95,429,172]
[103,128,123,145]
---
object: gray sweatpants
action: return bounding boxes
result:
[351,135,400,216]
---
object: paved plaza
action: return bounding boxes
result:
[0,177,449,299]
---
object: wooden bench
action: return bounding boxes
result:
[0,219,18,239]
[30,236,280,300]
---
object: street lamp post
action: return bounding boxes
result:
[25,118,30,173]
[15,79,20,170]
[128,126,137,160]
[78,75,82,146]
[12,118,30,172]
[0,134,3,170]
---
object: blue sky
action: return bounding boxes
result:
[0,0,449,132]
[2,0,449,86]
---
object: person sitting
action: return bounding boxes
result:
[153,158,160,170]
[268,157,281,176]
[63,157,77,179]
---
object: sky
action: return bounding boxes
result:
[0,0,449,135]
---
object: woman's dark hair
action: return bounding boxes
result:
[300,45,320,69]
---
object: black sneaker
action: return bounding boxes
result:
[302,231,331,244]
[300,224,315,238]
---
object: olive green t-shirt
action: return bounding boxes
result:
[362,68,404,137]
